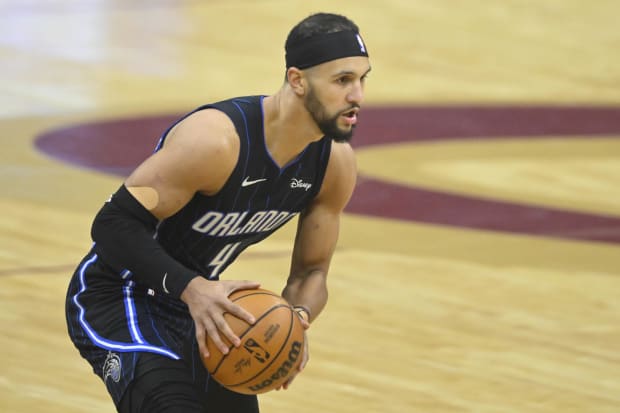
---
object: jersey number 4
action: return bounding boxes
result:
[207,242,241,279]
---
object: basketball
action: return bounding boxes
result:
[202,288,305,394]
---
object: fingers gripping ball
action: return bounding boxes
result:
[202,288,305,394]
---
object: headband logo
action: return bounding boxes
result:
[285,31,369,69]
[356,34,366,53]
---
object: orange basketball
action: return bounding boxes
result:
[202,288,305,394]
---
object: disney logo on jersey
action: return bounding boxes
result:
[290,178,312,191]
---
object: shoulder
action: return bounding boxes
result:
[327,141,357,175]
[165,108,238,152]
[159,108,240,194]
[315,141,357,211]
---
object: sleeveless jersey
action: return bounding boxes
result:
[65,96,332,403]
[155,95,332,280]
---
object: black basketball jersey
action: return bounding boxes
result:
[154,95,332,280]
[65,96,331,405]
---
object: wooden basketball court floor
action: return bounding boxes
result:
[1,1,619,412]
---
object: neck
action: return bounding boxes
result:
[262,85,324,168]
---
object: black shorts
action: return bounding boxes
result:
[65,251,258,412]
[117,352,258,413]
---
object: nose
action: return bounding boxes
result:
[347,80,364,105]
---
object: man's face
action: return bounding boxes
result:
[304,84,353,143]
[303,56,371,143]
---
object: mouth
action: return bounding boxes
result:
[341,108,359,126]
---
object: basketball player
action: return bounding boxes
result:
[65,12,371,413]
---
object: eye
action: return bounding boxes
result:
[335,73,355,86]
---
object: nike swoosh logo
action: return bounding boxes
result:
[162,272,170,294]
[242,177,267,187]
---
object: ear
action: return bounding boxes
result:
[286,67,306,96]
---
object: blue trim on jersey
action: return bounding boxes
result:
[120,269,132,280]
[123,281,146,344]
[155,124,174,152]
[232,98,253,208]
[232,98,252,171]
[72,253,180,359]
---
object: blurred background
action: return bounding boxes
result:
[1,1,619,412]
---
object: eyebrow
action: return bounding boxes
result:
[333,66,373,77]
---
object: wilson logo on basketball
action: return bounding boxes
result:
[247,340,302,392]
[243,338,270,363]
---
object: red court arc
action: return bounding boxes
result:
[34,105,620,244]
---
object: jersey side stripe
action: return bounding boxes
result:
[72,253,180,359]
[123,282,146,344]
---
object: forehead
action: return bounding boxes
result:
[309,56,371,77]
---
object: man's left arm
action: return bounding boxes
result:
[282,142,357,323]
[277,142,356,390]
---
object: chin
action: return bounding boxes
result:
[331,131,353,143]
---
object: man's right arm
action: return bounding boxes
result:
[91,184,198,298]
[91,109,236,296]
[90,109,260,356]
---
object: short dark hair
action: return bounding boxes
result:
[285,13,361,51]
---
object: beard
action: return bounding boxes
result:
[303,85,356,143]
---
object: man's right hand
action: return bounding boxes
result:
[180,277,260,359]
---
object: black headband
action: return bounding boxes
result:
[285,30,369,69]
